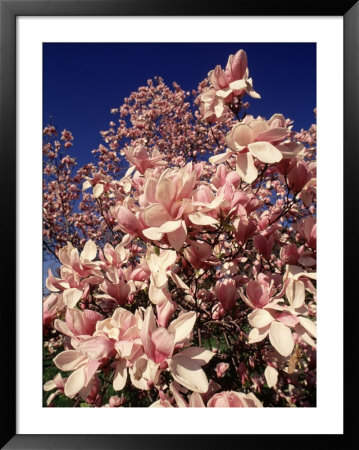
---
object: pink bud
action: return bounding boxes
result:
[280,244,299,264]
[287,161,310,192]
[159,360,169,370]
[215,362,230,378]
[225,49,248,83]
[109,395,124,407]
[253,233,275,261]
[215,279,239,311]
[237,362,249,385]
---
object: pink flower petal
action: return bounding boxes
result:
[77,336,114,360]
[151,327,175,363]
[143,204,173,228]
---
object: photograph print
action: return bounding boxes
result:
[42,43,317,408]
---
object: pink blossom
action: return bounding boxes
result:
[207,50,260,104]
[207,391,262,407]
[280,244,300,265]
[210,115,289,183]
[215,278,239,311]
[215,362,229,378]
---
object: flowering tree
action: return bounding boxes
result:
[43,49,316,408]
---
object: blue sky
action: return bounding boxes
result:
[43,43,316,169]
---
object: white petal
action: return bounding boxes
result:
[248,325,270,344]
[236,152,258,184]
[46,391,61,406]
[64,367,87,397]
[284,265,317,282]
[113,359,127,391]
[142,227,164,241]
[168,311,196,345]
[247,88,261,99]
[214,98,225,118]
[149,284,170,305]
[63,288,83,309]
[178,347,214,366]
[82,180,91,191]
[189,392,206,407]
[298,316,316,338]
[53,350,87,371]
[229,79,247,91]
[264,366,278,388]
[248,142,283,164]
[269,321,294,357]
[169,271,190,292]
[209,152,232,165]
[286,279,305,308]
[149,400,170,408]
[188,212,218,226]
[124,165,136,177]
[159,220,182,233]
[169,355,209,393]
[195,195,226,212]
[54,319,74,338]
[81,240,97,262]
[93,183,104,198]
[215,88,233,99]
[255,127,288,143]
[43,380,57,392]
[296,327,316,347]
[248,309,274,328]
[159,249,177,269]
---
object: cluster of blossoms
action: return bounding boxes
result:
[43,49,316,407]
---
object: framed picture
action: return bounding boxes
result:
[1,0,355,448]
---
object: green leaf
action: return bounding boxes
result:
[222,223,236,232]
[80,402,93,407]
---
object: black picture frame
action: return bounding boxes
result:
[1,0,356,448]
